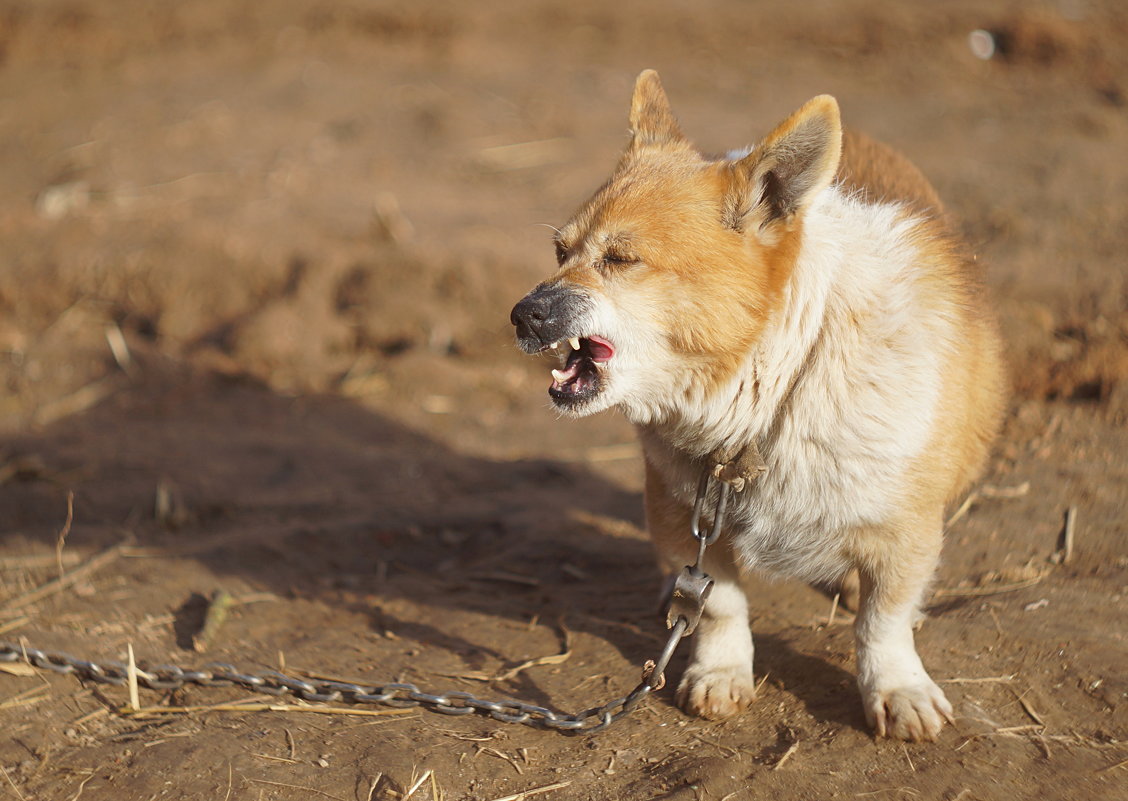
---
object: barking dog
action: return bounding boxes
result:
[511,71,1005,741]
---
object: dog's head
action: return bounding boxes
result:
[511,70,842,424]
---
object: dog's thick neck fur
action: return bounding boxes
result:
[636,187,943,468]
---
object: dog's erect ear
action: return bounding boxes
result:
[725,95,842,231]
[629,70,685,148]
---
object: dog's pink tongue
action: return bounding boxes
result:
[587,335,615,362]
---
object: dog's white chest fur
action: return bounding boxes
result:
[640,192,948,583]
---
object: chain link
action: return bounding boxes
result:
[0,628,677,734]
[0,470,725,735]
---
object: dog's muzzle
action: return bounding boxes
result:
[510,284,590,353]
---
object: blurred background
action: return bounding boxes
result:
[1,0,1125,440]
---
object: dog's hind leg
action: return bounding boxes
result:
[852,519,953,741]
[838,567,861,612]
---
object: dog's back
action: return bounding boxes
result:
[837,129,944,216]
[837,128,1005,511]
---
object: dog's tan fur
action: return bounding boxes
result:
[512,70,1005,741]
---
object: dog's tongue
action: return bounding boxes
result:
[587,335,614,362]
[550,336,615,393]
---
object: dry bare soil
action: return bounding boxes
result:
[1,2,1126,800]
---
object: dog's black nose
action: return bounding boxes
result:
[510,285,589,353]
[511,290,554,351]
[510,292,550,331]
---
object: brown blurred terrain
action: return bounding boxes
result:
[0,1,1126,799]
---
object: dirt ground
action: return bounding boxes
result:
[1,1,1126,799]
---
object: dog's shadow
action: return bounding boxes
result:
[1,360,869,732]
[0,363,658,691]
[752,632,868,732]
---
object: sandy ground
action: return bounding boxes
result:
[1,1,1126,799]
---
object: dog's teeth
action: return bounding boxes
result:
[569,337,581,351]
[551,368,569,382]
[550,341,560,350]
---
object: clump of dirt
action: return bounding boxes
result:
[989,9,1088,66]
[1001,283,1128,410]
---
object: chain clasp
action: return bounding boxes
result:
[661,468,729,639]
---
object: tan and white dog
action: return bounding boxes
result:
[511,70,1005,741]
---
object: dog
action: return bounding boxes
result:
[510,70,1005,741]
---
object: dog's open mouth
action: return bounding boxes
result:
[547,335,615,404]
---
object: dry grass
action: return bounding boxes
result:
[192,590,235,652]
[1,538,131,613]
[33,379,118,427]
[0,555,80,571]
[1014,690,1047,726]
[475,746,524,776]
[54,490,74,580]
[938,674,1017,684]
[126,642,140,711]
[447,620,573,684]
[403,769,433,800]
[0,685,50,710]
[946,482,1030,528]
[1052,505,1077,565]
[772,739,799,771]
[66,770,97,801]
[0,765,26,801]
[248,778,348,801]
[118,699,420,721]
[0,662,37,679]
[483,780,572,801]
[933,572,1049,599]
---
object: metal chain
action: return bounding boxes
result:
[0,470,727,735]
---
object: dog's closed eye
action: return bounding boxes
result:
[601,249,639,267]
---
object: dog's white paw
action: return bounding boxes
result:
[676,664,757,720]
[862,679,953,741]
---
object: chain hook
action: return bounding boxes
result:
[660,464,727,646]
[689,468,730,566]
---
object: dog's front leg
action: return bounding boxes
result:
[645,461,756,720]
[853,522,953,741]
[674,574,757,719]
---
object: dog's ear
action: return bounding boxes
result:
[629,70,685,148]
[724,95,842,232]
